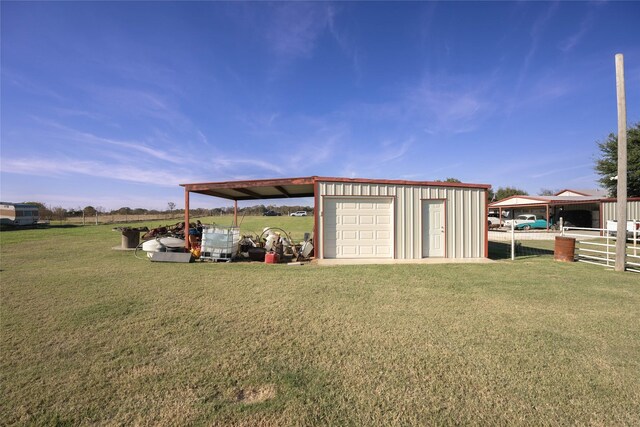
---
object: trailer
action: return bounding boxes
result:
[606,219,640,237]
[0,202,39,227]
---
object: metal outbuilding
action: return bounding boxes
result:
[180,176,490,260]
[489,189,640,229]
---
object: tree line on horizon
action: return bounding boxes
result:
[19,203,314,221]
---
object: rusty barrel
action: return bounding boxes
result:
[554,236,576,262]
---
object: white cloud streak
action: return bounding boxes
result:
[1,157,194,187]
[266,3,333,58]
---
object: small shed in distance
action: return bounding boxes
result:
[180,176,490,261]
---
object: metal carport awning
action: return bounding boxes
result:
[180,176,317,249]
[181,176,316,201]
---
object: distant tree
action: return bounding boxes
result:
[493,187,528,201]
[595,123,640,197]
[115,207,131,215]
[83,206,96,216]
[435,177,462,183]
[538,188,560,196]
[51,206,67,221]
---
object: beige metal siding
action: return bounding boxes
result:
[318,181,486,259]
[601,200,640,224]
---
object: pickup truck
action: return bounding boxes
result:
[606,220,640,237]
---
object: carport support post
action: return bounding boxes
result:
[184,189,190,250]
[546,204,549,231]
[511,221,515,260]
[615,53,627,272]
[233,200,238,227]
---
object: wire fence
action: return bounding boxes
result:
[488,238,555,260]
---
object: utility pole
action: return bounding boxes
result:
[615,53,627,272]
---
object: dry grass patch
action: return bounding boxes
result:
[235,385,276,404]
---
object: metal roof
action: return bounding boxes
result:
[180,176,491,201]
[554,188,608,197]
[180,177,316,201]
[489,195,602,207]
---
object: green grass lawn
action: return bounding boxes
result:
[1,222,639,426]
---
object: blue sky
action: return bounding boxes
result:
[1,1,639,210]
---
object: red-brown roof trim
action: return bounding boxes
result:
[314,176,491,189]
[600,197,640,202]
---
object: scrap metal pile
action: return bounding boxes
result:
[135,221,313,264]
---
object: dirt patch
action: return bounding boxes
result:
[235,385,276,404]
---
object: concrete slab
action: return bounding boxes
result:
[315,258,493,266]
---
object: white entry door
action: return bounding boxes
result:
[323,197,393,259]
[422,200,445,257]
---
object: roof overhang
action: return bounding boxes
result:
[180,176,492,201]
[489,195,602,208]
[180,176,316,201]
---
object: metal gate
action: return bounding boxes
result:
[562,227,640,273]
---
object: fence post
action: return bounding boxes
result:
[511,221,515,260]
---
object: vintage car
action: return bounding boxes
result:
[503,214,537,228]
[515,218,551,230]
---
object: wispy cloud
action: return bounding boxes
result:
[340,136,415,178]
[0,157,194,187]
[34,118,184,164]
[558,3,603,52]
[266,3,333,58]
[326,5,363,83]
[530,163,592,179]
[508,2,559,115]
[1,69,67,102]
[379,137,414,163]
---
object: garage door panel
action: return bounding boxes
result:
[359,246,374,255]
[342,246,358,256]
[376,230,390,239]
[343,230,357,240]
[359,230,374,240]
[359,215,374,225]
[343,215,357,225]
[376,215,391,225]
[376,246,391,255]
[323,197,393,259]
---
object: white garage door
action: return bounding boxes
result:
[323,197,393,259]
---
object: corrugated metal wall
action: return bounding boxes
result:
[318,181,487,259]
[601,200,640,223]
